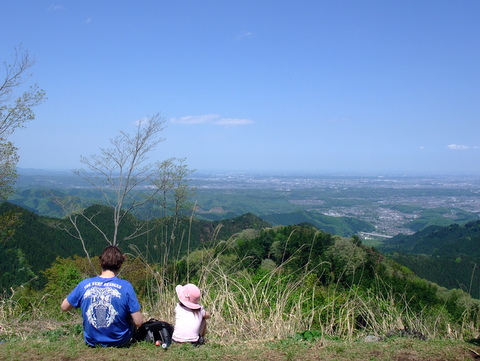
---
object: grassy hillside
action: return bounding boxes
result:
[2,203,480,359]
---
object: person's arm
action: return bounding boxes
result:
[61,298,74,312]
[131,311,143,328]
[204,310,211,319]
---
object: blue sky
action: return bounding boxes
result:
[2,1,479,174]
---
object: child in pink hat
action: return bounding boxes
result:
[172,283,210,345]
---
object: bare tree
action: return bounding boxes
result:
[73,114,165,246]
[152,157,196,262]
[54,114,195,266]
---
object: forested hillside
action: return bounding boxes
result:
[4,199,480,301]
[378,220,480,298]
[260,210,375,236]
[0,202,79,289]
[0,202,270,291]
[9,186,377,237]
[3,200,480,345]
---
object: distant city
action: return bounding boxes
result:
[14,169,480,238]
[190,172,480,236]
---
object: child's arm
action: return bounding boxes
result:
[204,311,211,319]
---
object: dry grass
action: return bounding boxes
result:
[133,248,480,345]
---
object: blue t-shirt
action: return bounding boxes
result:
[67,276,141,347]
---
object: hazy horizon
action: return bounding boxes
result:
[16,166,480,178]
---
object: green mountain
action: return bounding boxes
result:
[4,201,480,331]
[379,221,480,256]
[9,187,375,237]
[6,197,479,299]
[0,202,79,289]
[378,220,480,298]
[0,202,271,292]
[260,210,375,236]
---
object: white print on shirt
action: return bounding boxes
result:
[84,286,121,329]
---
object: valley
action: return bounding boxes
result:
[11,169,480,239]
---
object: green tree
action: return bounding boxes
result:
[0,46,46,243]
[324,237,367,285]
[0,140,18,202]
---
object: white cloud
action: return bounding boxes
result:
[215,118,254,126]
[447,144,470,150]
[228,31,254,42]
[134,116,151,126]
[170,114,219,124]
[49,4,65,11]
[170,114,253,126]
[236,31,254,40]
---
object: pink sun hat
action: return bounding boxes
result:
[176,284,202,309]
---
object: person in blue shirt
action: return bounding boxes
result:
[61,246,143,347]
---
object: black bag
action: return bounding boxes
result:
[135,318,174,347]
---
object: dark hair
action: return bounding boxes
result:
[99,246,125,272]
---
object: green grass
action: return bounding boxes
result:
[359,238,385,248]
[0,326,477,361]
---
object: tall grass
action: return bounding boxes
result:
[0,287,65,341]
[134,235,480,345]
[2,233,480,345]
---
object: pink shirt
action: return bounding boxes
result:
[172,303,206,342]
